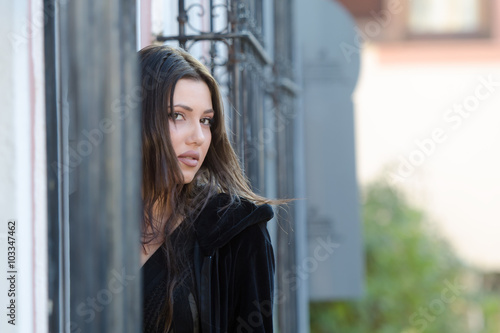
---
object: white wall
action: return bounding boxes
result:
[0,0,47,332]
[355,44,500,271]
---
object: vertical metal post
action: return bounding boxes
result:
[229,0,244,161]
[274,0,299,332]
[209,0,216,75]
[178,0,187,48]
[44,0,63,331]
[59,0,142,332]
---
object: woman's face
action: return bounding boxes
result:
[169,78,213,184]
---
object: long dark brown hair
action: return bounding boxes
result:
[139,45,278,331]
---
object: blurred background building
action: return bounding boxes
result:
[345,0,500,273]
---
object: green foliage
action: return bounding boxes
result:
[310,180,476,333]
[476,291,500,333]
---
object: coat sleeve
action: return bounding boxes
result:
[231,222,275,333]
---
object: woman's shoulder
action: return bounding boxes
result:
[193,193,274,256]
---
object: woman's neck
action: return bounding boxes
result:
[140,199,184,265]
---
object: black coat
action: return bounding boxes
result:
[193,194,275,333]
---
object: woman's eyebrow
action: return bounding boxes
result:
[173,104,214,114]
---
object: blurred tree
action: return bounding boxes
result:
[309,179,500,333]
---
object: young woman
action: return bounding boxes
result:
[139,45,278,332]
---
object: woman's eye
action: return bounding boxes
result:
[170,112,184,121]
[201,117,214,126]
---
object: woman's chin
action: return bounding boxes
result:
[181,173,195,184]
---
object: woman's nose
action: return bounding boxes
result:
[187,122,206,145]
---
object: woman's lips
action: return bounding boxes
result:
[178,156,198,167]
[178,151,200,167]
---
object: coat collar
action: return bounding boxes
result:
[193,193,274,256]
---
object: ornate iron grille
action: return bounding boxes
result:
[157,0,272,190]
